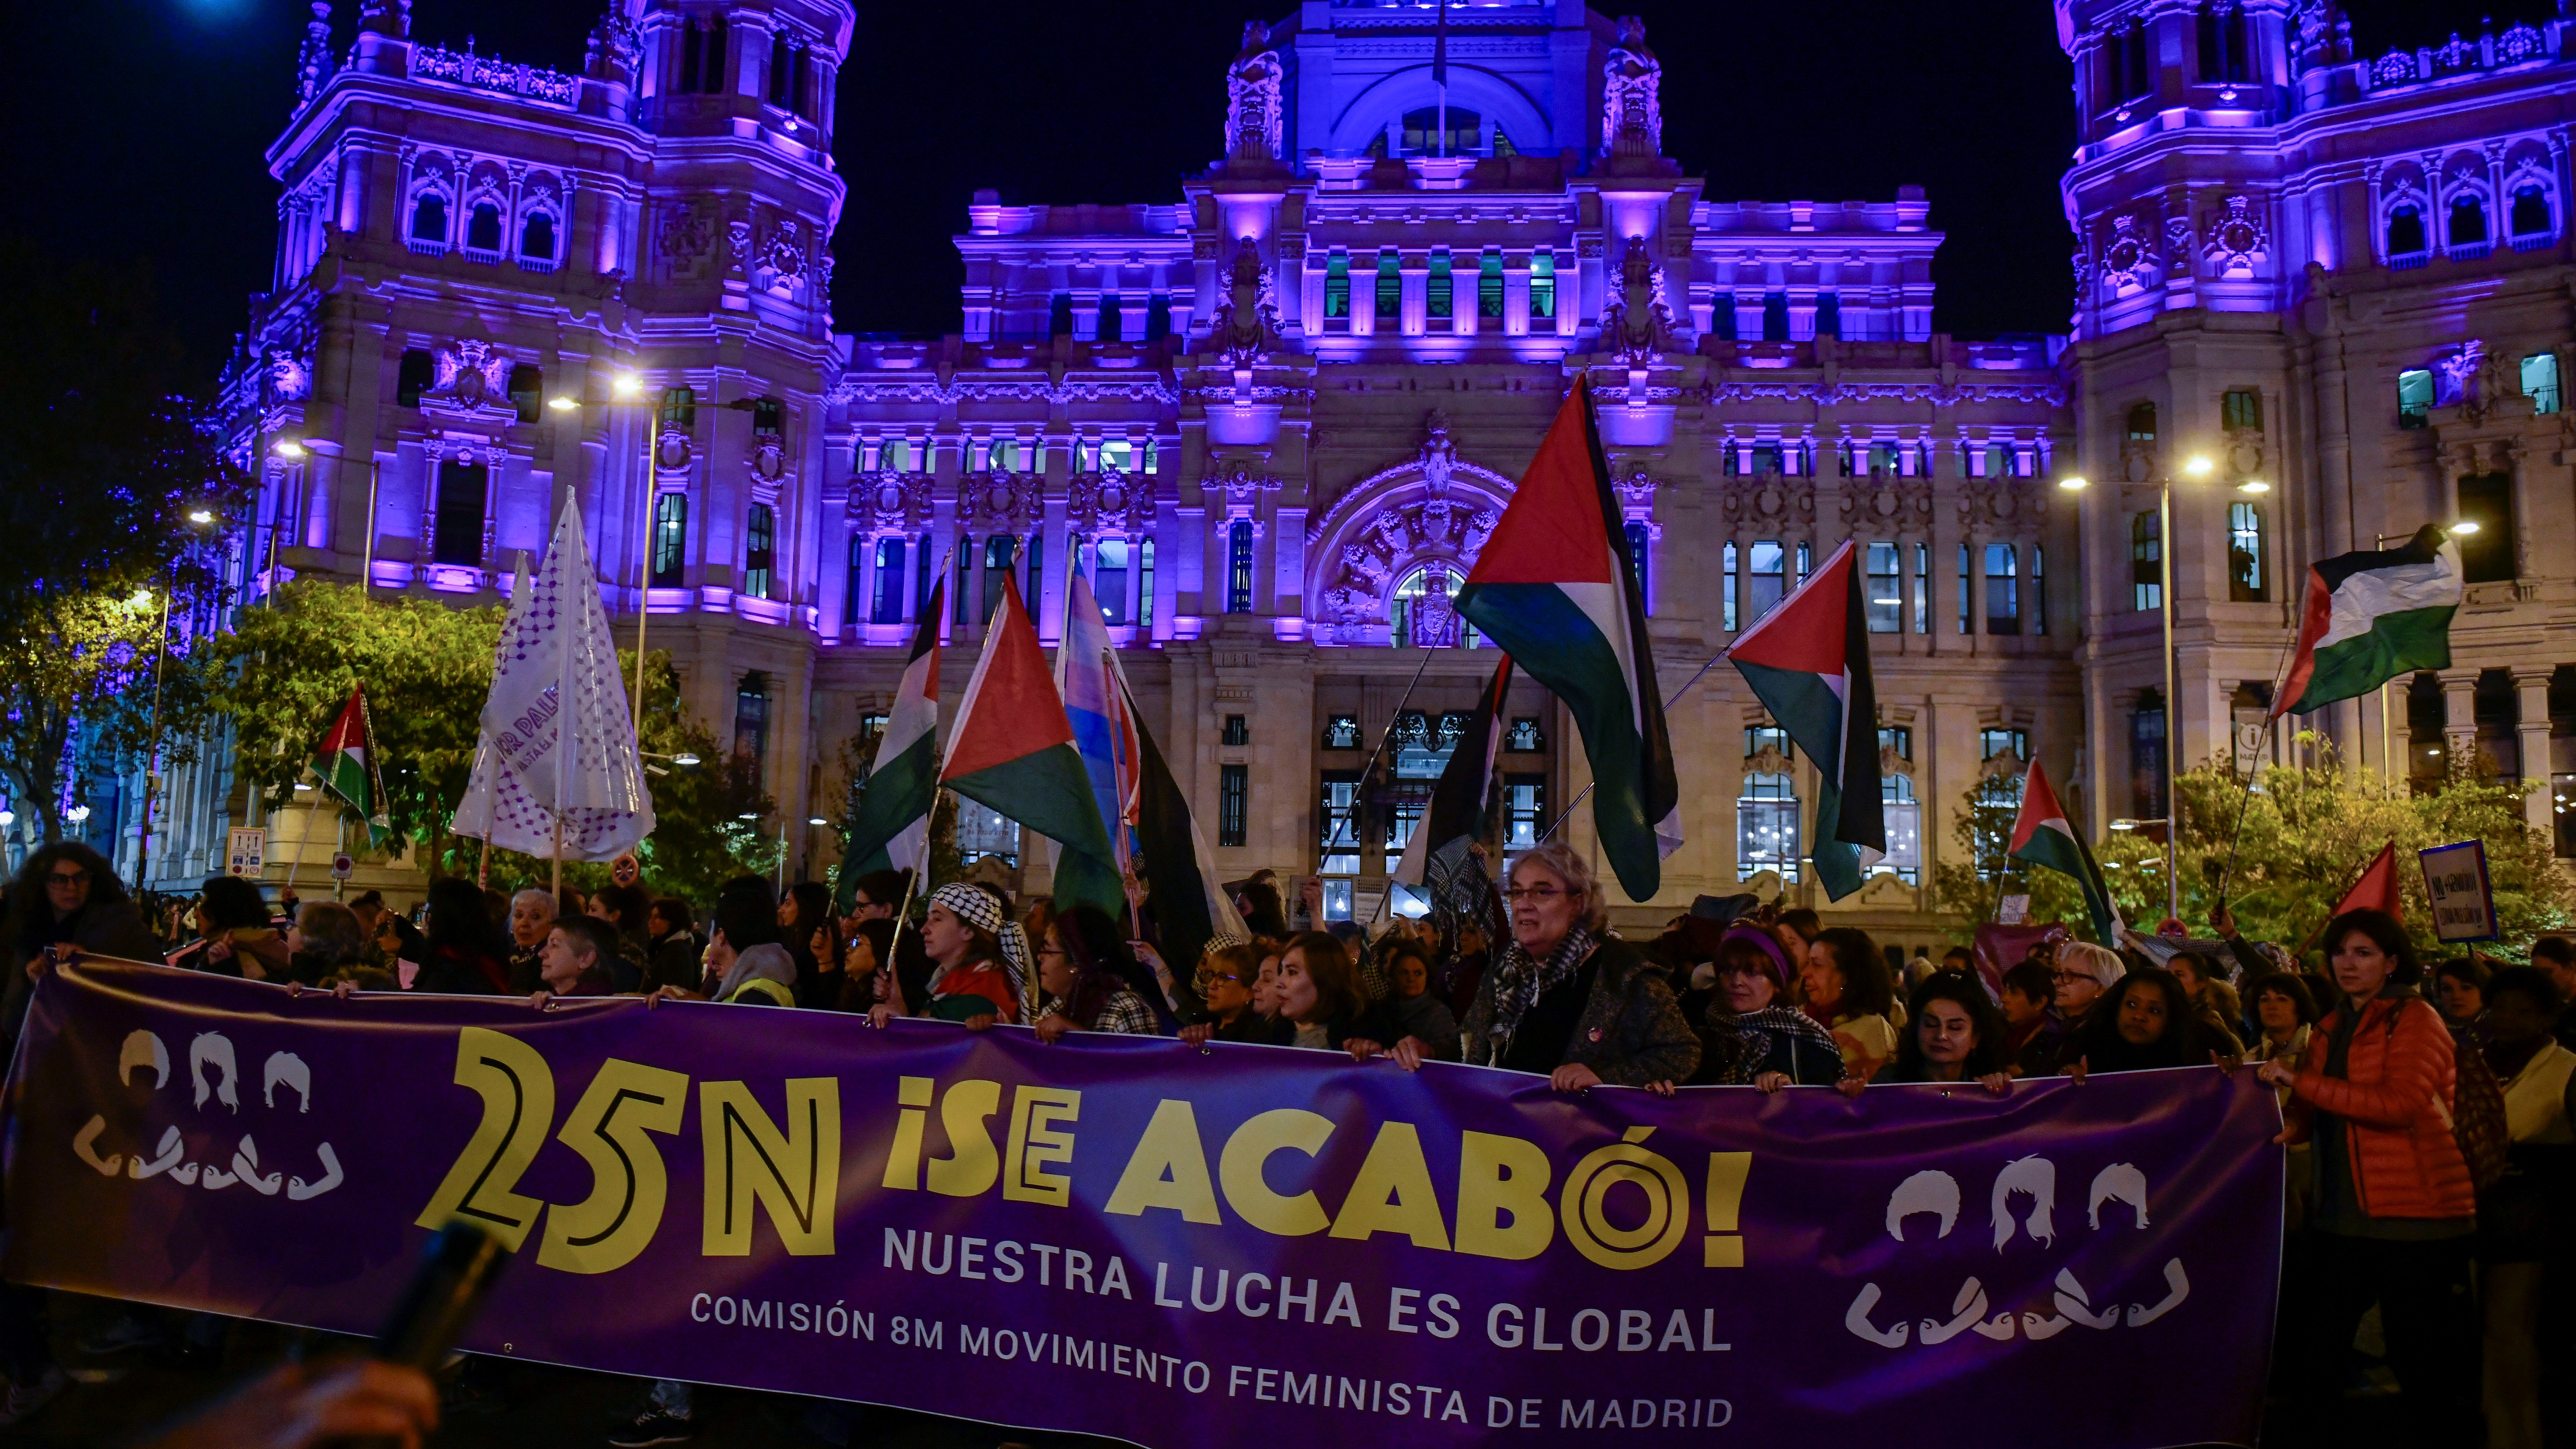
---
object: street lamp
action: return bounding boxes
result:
[2056,474,2088,492]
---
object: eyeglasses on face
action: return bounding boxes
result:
[1197,972,1245,986]
[46,868,90,886]
[1501,885,1565,902]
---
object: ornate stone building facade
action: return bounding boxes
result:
[2059,0,2576,849]
[160,0,2576,942]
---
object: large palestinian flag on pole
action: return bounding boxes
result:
[835,581,943,912]
[2272,525,2462,717]
[1455,377,1679,901]
[312,686,392,845]
[2006,757,2121,947]
[1725,538,1885,900]
[941,574,1123,916]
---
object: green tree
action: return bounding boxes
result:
[0,238,250,841]
[208,582,777,902]
[2105,733,2574,960]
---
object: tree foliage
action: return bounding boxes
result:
[208,581,775,903]
[2095,734,2573,959]
[1928,771,2084,933]
[0,238,250,841]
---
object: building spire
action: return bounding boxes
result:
[293,3,335,112]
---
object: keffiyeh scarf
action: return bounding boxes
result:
[1472,924,1596,1068]
[1705,1005,1841,1086]
[927,883,1028,1000]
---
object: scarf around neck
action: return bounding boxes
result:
[1475,924,1597,1067]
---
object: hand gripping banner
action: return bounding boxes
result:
[4,962,2280,1448]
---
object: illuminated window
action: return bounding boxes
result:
[2126,401,2158,441]
[1958,543,1972,633]
[983,535,1017,621]
[660,386,696,431]
[2397,368,2433,427]
[1227,520,1254,613]
[1866,543,1900,633]
[1747,541,1784,620]
[1721,541,1739,632]
[1879,773,1920,884]
[1324,251,1351,318]
[743,504,775,600]
[1319,772,1361,874]
[1323,715,1361,750]
[1024,531,1043,608]
[1738,771,1800,883]
[2131,511,2162,610]
[1505,775,1545,848]
[1399,104,1481,155]
[1478,251,1505,319]
[1985,543,2019,635]
[2033,546,2048,634]
[2526,352,2562,414]
[2458,473,2517,584]
[1506,718,1543,752]
[651,493,686,588]
[2131,691,2167,819]
[1427,251,1453,320]
[1139,537,1155,630]
[1530,251,1556,319]
[1375,250,1401,320]
[1095,538,1130,625]
[1913,542,1929,633]
[2228,502,2267,601]
[869,536,905,624]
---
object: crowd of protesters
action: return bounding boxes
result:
[5,834,2574,1449]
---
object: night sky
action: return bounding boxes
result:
[2,0,2536,382]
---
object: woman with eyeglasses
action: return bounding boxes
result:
[1373,841,1696,1092]
[7,842,160,1031]
[1030,906,1160,1043]
[1178,940,1270,1046]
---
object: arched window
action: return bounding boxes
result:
[1391,566,1473,648]
[1737,769,1801,883]
[2125,400,2158,441]
[2386,204,2428,260]
[465,201,502,253]
[1399,105,1481,156]
[410,191,449,244]
[2449,195,2489,250]
[2510,184,2551,243]
[519,212,556,260]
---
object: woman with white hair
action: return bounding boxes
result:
[1369,841,1697,1092]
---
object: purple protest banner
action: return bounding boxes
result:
[5,961,2280,1447]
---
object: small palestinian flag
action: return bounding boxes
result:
[1392,653,1513,888]
[1726,538,1884,900]
[1456,377,1679,901]
[313,686,392,845]
[836,581,943,913]
[2006,758,2121,947]
[941,574,1123,917]
[2273,525,2462,718]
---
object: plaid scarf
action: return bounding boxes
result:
[1473,924,1596,1068]
[1710,1005,1841,1086]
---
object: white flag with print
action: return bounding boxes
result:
[450,495,655,859]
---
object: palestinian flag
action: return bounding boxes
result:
[1726,538,1885,899]
[1392,654,1513,888]
[1456,377,1679,901]
[2006,758,2121,947]
[2332,840,2402,921]
[1116,674,1249,978]
[2273,525,2462,718]
[313,686,391,845]
[941,574,1123,916]
[835,581,943,913]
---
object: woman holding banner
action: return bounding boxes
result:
[1375,842,1697,1092]
[1031,906,1160,1041]
[1876,970,2013,1092]
[2257,908,2479,1448]
[1692,923,1843,1089]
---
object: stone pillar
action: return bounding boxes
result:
[2517,667,2554,835]
[2442,671,2478,774]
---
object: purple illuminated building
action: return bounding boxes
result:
[147,0,2570,929]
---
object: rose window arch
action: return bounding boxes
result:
[1305,430,1515,648]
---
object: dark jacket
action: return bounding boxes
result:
[5,896,163,1040]
[644,929,703,995]
[1459,936,1701,1087]
[412,943,509,995]
[1266,1001,1405,1051]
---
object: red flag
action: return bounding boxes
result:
[2332,841,2402,920]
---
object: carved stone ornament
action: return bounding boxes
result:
[1962,475,2047,528]
[657,201,714,267]
[1600,238,1669,362]
[656,427,691,471]
[1066,467,1156,532]
[1410,574,1461,648]
[848,469,935,532]
[1224,23,1284,164]
[425,339,517,417]
[1600,16,1663,159]
[753,438,786,482]
[2101,215,2160,296]
[1210,465,1282,522]
[1719,470,1816,530]
[1839,473,1934,530]
[1209,238,1278,366]
[2202,194,2269,277]
[758,217,807,299]
[1614,466,1659,518]
[266,348,313,403]
[1418,409,1458,495]
[958,470,1039,531]
[724,218,752,280]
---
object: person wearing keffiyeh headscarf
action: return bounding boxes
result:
[1372,842,1696,1090]
[874,883,1018,1027]
[1691,923,1846,1089]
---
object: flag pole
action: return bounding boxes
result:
[2214,622,2304,913]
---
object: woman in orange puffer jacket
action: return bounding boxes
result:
[2258,908,2478,1446]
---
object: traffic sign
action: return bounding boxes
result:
[330,853,355,881]
[611,853,641,887]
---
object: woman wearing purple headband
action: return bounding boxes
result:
[1694,923,1846,1090]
